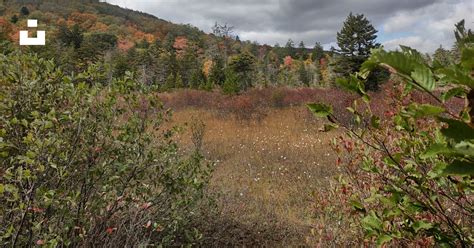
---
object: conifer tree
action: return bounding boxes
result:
[285,39,296,58]
[312,42,324,63]
[20,6,29,16]
[433,45,453,67]
[10,14,18,24]
[175,73,184,88]
[208,56,225,86]
[164,73,175,90]
[335,13,379,75]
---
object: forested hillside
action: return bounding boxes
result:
[0,0,333,93]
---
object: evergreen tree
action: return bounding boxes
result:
[451,20,473,62]
[112,53,129,78]
[335,13,378,77]
[175,73,184,88]
[228,52,256,91]
[298,41,308,60]
[335,13,384,91]
[337,13,379,58]
[10,14,18,24]
[57,24,84,49]
[208,56,225,86]
[298,61,310,86]
[433,45,453,67]
[312,42,324,63]
[222,68,240,95]
[20,6,29,16]
[190,69,206,89]
[164,73,175,90]
[285,39,296,58]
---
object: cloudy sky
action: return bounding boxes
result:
[106,0,473,53]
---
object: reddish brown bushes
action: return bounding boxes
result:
[159,87,359,125]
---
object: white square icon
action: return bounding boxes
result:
[27,19,38,28]
[19,19,46,46]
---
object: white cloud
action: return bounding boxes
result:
[382,0,473,53]
[106,0,473,53]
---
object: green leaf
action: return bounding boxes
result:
[376,234,392,247]
[428,162,447,178]
[369,49,422,76]
[439,117,474,143]
[361,211,382,232]
[350,200,366,213]
[443,160,474,176]
[453,141,474,156]
[336,75,365,95]
[399,45,425,64]
[441,87,466,102]
[307,103,333,118]
[412,221,433,233]
[403,103,445,118]
[411,66,435,92]
[371,116,381,129]
[437,66,474,89]
[420,143,452,159]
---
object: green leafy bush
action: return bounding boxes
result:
[308,21,473,246]
[222,69,240,95]
[0,53,212,246]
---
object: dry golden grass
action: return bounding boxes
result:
[169,106,341,246]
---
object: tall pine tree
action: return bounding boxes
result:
[335,13,378,74]
[312,42,324,63]
[335,13,387,91]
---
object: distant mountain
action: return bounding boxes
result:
[0,0,208,47]
[0,0,327,91]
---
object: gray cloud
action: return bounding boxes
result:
[106,0,473,53]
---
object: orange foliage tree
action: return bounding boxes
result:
[283,55,293,69]
[173,36,188,58]
[202,59,213,78]
[0,18,13,41]
[68,12,97,29]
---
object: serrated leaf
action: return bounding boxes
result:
[307,103,333,118]
[438,117,474,143]
[399,45,425,64]
[443,160,474,176]
[441,87,466,102]
[411,66,435,92]
[437,66,474,89]
[370,49,421,76]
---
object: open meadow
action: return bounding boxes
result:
[158,88,358,246]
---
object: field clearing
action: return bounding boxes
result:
[169,106,342,246]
